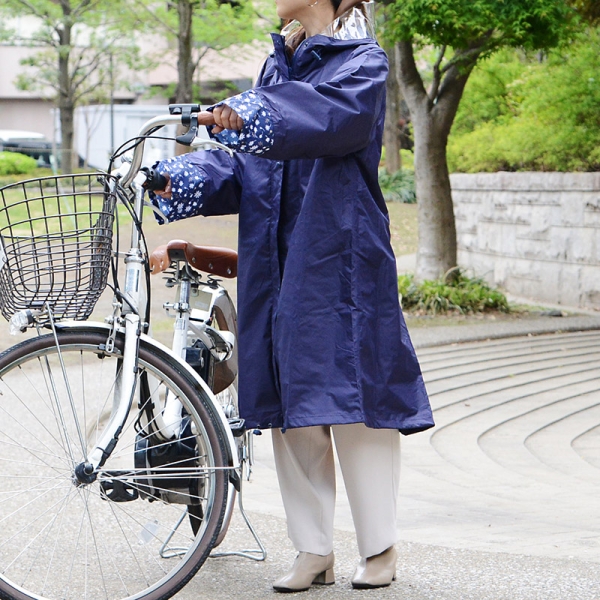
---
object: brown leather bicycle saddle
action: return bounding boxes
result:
[150,240,238,278]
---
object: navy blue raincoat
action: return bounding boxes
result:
[152,26,434,435]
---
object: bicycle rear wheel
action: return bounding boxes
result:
[0,328,229,600]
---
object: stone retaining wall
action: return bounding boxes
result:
[451,172,600,309]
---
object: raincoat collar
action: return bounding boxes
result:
[322,0,376,40]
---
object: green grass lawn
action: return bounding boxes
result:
[386,202,418,257]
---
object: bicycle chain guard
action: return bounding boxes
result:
[133,417,203,506]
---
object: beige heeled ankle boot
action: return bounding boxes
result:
[351,546,397,589]
[273,551,335,593]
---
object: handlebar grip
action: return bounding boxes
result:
[141,167,168,192]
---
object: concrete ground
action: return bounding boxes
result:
[118,214,600,597]
[176,314,600,599]
[3,212,600,598]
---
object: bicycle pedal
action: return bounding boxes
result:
[99,472,139,502]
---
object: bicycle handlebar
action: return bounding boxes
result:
[119,114,183,188]
[118,106,234,189]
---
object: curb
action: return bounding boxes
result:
[409,315,600,349]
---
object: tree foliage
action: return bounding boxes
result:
[448,30,600,172]
[129,0,273,105]
[133,0,266,56]
[0,0,147,171]
[570,0,600,24]
[389,0,571,48]
[2,0,145,99]
[386,0,574,94]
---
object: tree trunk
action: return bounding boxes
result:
[175,0,196,155]
[58,18,75,173]
[395,41,476,282]
[383,43,401,174]
[59,100,75,173]
[176,0,195,104]
[412,107,456,281]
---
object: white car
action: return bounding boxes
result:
[0,130,53,168]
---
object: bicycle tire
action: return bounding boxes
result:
[0,328,229,600]
[188,296,239,545]
[189,383,238,544]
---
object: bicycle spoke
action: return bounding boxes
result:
[0,483,76,566]
[0,377,74,471]
[0,454,71,473]
[80,351,89,456]
[84,484,197,550]
[109,432,206,461]
[79,489,111,600]
[47,317,88,460]
[89,359,122,451]
[109,372,172,453]
[0,332,228,600]
[0,432,72,475]
[0,473,68,507]
[25,484,76,591]
[0,374,72,462]
[59,495,88,600]
[106,500,151,589]
[40,354,79,465]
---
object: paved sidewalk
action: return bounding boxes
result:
[176,312,600,599]
[4,237,598,598]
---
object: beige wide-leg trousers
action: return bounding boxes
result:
[271,423,400,558]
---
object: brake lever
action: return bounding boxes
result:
[176,113,199,146]
[169,103,235,156]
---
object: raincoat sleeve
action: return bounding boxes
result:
[208,44,388,160]
[147,149,244,224]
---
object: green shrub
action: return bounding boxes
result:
[381,147,415,172]
[448,30,600,172]
[0,152,38,176]
[378,168,416,203]
[398,271,509,314]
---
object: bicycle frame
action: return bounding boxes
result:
[0,108,266,600]
[78,114,240,477]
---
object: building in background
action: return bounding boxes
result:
[0,17,267,167]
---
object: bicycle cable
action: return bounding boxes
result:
[106,129,176,330]
[107,128,195,330]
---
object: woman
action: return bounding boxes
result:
[151,0,434,591]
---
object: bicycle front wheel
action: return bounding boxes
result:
[0,328,229,600]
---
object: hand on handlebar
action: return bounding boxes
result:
[202,105,244,134]
[135,105,242,198]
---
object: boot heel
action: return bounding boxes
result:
[313,567,335,585]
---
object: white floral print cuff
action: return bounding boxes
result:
[148,156,206,223]
[209,90,274,155]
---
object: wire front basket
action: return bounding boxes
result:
[0,173,118,323]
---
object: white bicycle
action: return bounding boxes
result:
[0,105,264,600]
